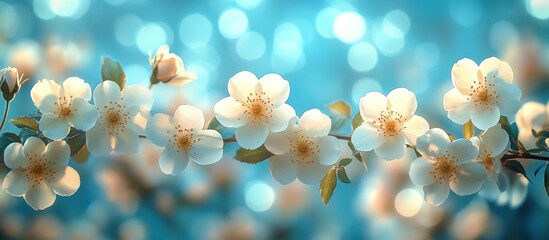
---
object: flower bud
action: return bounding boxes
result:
[150,45,196,86]
[1,66,21,101]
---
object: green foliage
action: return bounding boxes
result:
[0,132,21,150]
[66,129,87,156]
[234,145,273,164]
[463,120,474,139]
[326,100,351,118]
[339,158,352,167]
[351,113,363,130]
[10,117,39,132]
[545,164,549,197]
[101,56,126,89]
[337,167,351,184]
[320,168,337,206]
[503,160,532,183]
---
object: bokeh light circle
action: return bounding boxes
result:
[383,10,410,36]
[236,31,266,60]
[352,78,382,104]
[394,188,423,217]
[180,14,212,48]
[333,12,366,43]
[236,0,263,9]
[348,42,378,72]
[218,8,249,39]
[115,14,143,46]
[525,0,549,20]
[245,181,275,212]
[316,8,341,38]
[136,23,167,54]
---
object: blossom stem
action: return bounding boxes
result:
[223,137,236,143]
[0,100,10,132]
[502,152,549,162]
[329,134,351,141]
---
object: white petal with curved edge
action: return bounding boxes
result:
[62,77,92,101]
[359,92,387,121]
[471,105,500,130]
[45,140,70,167]
[2,170,30,196]
[4,143,28,169]
[374,134,406,160]
[479,57,513,83]
[50,167,80,196]
[446,139,479,163]
[297,163,328,185]
[39,114,71,140]
[146,113,174,147]
[424,183,450,206]
[494,82,521,117]
[416,128,450,159]
[23,137,46,157]
[479,176,502,200]
[270,155,297,185]
[159,149,189,175]
[259,73,290,106]
[23,182,56,210]
[93,81,121,107]
[409,157,436,186]
[213,97,247,128]
[265,125,295,155]
[69,98,98,131]
[515,102,546,131]
[402,115,429,145]
[387,88,417,118]
[269,104,296,132]
[228,71,258,102]
[174,105,205,130]
[480,125,509,156]
[126,105,149,136]
[30,79,61,109]
[451,58,479,95]
[444,88,472,124]
[114,129,140,155]
[121,85,153,110]
[35,95,58,115]
[86,125,113,156]
[351,123,383,151]
[317,136,340,165]
[299,109,331,138]
[190,129,223,165]
[450,162,486,195]
[235,124,269,150]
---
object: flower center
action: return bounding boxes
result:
[167,126,196,153]
[371,110,404,137]
[106,111,121,126]
[289,134,319,165]
[481,154,496,175]
[24,158,54,187]
[469,79,499,109]
[430,155,459,184]
[56,96,75,120]
[242,91,273,125]
[97,100,130,135]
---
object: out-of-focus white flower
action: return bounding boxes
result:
[444,57,522,130]
[2,137,80,210]
[471,125,510,200]
[351,88,429,160]
[264,109,340,185]
[30,77,98,140]
[150,45,196,86]
[214,71,296,149]
[496,169,528,208]
[515,101,549,149]
[146,105,223,175]
[86,81,153,156]
[409,128,486,206]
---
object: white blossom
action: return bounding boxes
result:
[515,101,549,149]
[150,45,196,86]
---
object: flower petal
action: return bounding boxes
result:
[479,176,502,200]
[317,136,340,165]
[23,182,56,210]
[269,104,296,132]
[62,77,92,101]
[121,85,153,110]
[451,58,479,96]
[228,71,258,102]
[494,81,521,117]
[402,115,429,145]
[114,129,140,155]
[351,123,383,151]
[450,162,486,195]
[446,139,479,163]
[296,163,328,185]
[416,128,450,159]
[23,137,46,157]
[299,109,331,138]
[50,167,80,196]
[387,88,417,118]
[4,143,28,169]
[270,155,297,185]
[264,124,296,155]
[479,57,513,84]
[39,114,71,140]
[2,170,30,196]
[45,140,70,168]
[423,183,450,206]
[235,124,269,150]
[374,134,406,160]
[213,97,247,128]
[93,81,121,107]
[174,105,204,130]
[86,125,113,156]
[258,73,290,106]
[480,125,509,156]
[159,149,189,175]
[190,129,223,165]
[444,88,472,124]
[471,105,500,130]
[69,98,98,131]
[409,157,436,186]
[35,95,58,115]
[359,92,388,121]
[145,113,174,147]
[30,79,61,110]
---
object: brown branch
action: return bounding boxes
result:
[501,152,549,162]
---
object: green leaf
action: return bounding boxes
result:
[326,100,351,118]
[463,120,474,139]
[101,56,126,89]
[73,145,89,163]
[339,158,352,167]
[320,168,337,206]
[516,139,528,153]
[330,117,347,133]
[504,160,532,183]
[66,130,86,156]
[207,118,225,132]
[534,162,547,176]
[150,63,160,86]
[337,167,351,184]
[447,132,456,141]
[234,145,273,164]
[0,132,21,150]
[10,117,39,132]
[351,113,363,131]
[348,141,367,171]
[544,164,549,197]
